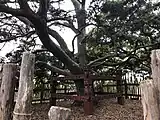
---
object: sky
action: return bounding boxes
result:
[0,0,92,58]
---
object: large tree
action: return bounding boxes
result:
[0,0,93,95]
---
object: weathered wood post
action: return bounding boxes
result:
[140,79,159,120]
[83,71,93,115]
[140,49,160,120]
[0,64,17,120]
[40,81,44,104]
[50,79,57,106]
[116,70,124,105]
[13,52,35,120]
[124,75,128,99]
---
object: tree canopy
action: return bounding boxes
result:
[86,0,160,74]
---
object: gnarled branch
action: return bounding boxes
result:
[36,61,72,76]
[71,0,80,10]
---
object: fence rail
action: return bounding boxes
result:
[13,70,148,103]
[29,83,141,103]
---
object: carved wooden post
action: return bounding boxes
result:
[13,52,35,120]
[0,64,17,120]
[116,70,124,105]
[140,50,160,120]
[84,71,93,115]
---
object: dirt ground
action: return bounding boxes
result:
[31,98,143,120]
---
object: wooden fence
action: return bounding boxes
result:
[0,53,149,116]
[31,70,148,103]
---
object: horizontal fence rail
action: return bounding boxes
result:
[13,70,149,104]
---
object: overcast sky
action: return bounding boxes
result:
[0,0,92,57]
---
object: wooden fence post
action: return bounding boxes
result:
[124,75,128,99]
[50,79,57,106]
[13,52,35,120]
[140,50,160,120]
[84,71,93,115]
[116,70,124,105]
[140,80,159,120]
[0,64,17,120]
[40,81,44,104]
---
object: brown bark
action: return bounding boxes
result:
[0,64,17,120]
[13,52,35,120]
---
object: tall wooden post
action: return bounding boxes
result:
[124,75,128,99]
[84,71,93,115]
[0,64,17,120]
[140,80,159,120]
[40,81,44,104]
[13,52,35,120]
[50,79,57,106]
[116,70,124,105]
[140,50,160,120]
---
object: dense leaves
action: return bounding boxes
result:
[86,0,160,74]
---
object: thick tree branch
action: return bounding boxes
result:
[0,0,15,4]
[18,0,29,9]
[28,18,81,73]
[0,5,24,16]
[37,0,49,19]
[17,16,34,27]
[92,56,131,68]
[49,21,78,34]
[71,0,80,10]
[0,31,35,43]
[82,0,86,6]
[48,28,72,54]
[36,61,72,76]
[88,53,117,67]
[88,42,160,67]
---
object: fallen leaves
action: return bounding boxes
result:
[31,98,143,120]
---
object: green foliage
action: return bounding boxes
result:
[86,0,160,74]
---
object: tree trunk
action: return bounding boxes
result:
[140,49,160,120]
[74,3,87,96]
[13,52,35,120]
[0,64,17,120]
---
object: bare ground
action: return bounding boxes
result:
[31,98,143,120]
